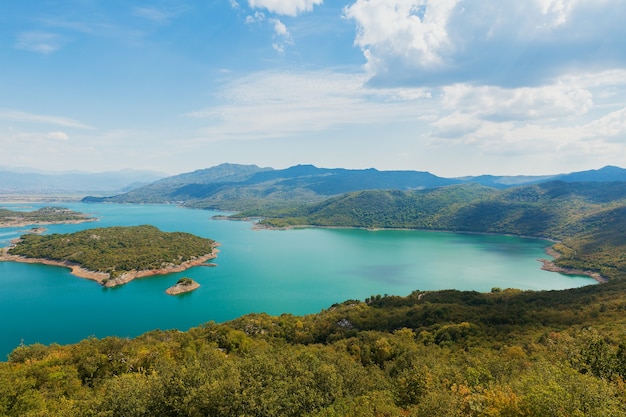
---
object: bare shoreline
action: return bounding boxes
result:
[539,247,607,284]
[0,244,220,288]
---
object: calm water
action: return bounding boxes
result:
[0,203,595,358]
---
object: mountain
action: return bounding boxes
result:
[83,163,273,204]
[555,165,626,182]
[83,164,459,209]
[0,169,166,194]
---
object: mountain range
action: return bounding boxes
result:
[81,163,626,210]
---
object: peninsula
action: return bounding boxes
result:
[0,206,96,227]
[0,225,218,287]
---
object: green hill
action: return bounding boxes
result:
[7,225,215,279]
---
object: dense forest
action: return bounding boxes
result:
[7,225,215,278]
[249,181,626,280]
[3,279,626,416]
[0,207,93,226]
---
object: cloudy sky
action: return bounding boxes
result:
[1,0,625,177]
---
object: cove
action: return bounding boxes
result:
[0,202,596,359]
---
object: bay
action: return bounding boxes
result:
[0,202,595,358]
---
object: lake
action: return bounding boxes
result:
[0,202,595,358]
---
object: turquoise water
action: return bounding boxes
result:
[0,203,595,358]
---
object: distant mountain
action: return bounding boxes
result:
[82,163,626,210]
[0,169,166,194]
[83,164,459,209]
[455,166,626,188]
[555,165,626,182]
[455,174,553,188]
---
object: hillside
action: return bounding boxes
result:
[3,279,626,416]
[255,181,626,280]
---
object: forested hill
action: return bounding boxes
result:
[255,181,626,280]
[7,225,215,280]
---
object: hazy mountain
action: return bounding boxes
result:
[83,164,459,209]
[0,169,166,194]
[82,163,626,210]
[555,165,626,182]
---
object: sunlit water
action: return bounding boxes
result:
[0,203,595,358]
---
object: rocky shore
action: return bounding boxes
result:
[539,247,607,283]
[165,279,200,295]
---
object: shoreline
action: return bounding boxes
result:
[539,246,607,284]
[239,218,605,283]
[0,244,220,288]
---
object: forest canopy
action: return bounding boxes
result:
[7,225,215,278]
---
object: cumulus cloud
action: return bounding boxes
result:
[248,0,323,16]
[269,18,292,53]
[343,0,626,87]
[245,11,266,24]
[14,31,64,54]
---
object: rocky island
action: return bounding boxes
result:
[166,277,200,295]
[0,225,218,287]
[0,206,96,227]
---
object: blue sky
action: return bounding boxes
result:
[1,0,626,177]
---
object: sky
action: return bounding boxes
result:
[1,0,626,177]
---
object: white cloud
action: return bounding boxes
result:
[14,31,64,54]
[46,131,70,141]
[186,70,432,140]
[246,11,266,24]
[269,18,292,53]
[343,0,626,87]
[345,0,459,70]
[248,0,323,16]
[271,18,289,36]
[0,109,91,129]
[441,83,593,120]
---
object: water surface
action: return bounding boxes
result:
[0,203,595,358]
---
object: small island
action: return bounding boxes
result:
[0,206,96,227]
[0,225,218,287]
[166,277,200,295]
